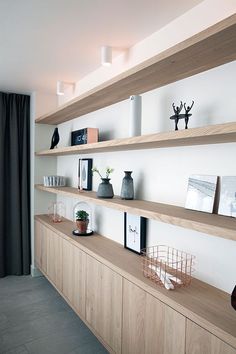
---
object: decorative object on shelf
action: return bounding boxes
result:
[72,201,93,236]
[120,171,134,200]
[170,100,194,130]
[124,213,146,254]
[71,128,98,146]
[78,158,92,191]
[231,285,236,311]
[185,174,218,213]
[142,245,195,290]
[92,166,114,198]
[50,127,60,149]
[48,201,65,223]
[129,95,142,137]
[184,101,194,129]
[218,176,236,217]
[43,175,66,187]
[75,210,89,233]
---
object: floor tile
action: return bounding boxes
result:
[0,276,107,354]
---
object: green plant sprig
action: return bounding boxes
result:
[91,166,114,179]
[76,210,89,221]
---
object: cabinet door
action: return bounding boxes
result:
[86,255,122,354]
[35,220,42,268]
[122,279,185,354]
[46,229,63,291]
[35,220,48,273]
[186,320,236,354]
[62,239,86,318]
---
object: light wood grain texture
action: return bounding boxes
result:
[62,238,86,318]
[35,220,42,268]
[35,15,236,125]
[35,216,236,349]
[86,254,122,354]
[35,185,236,241]
[122,279,185,354]
[46,228,63,291]
[36,262,115,354]
[35,122,236,156]
[35,219,48,272]
[186,320,236,354]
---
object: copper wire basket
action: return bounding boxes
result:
[141,245,195,290]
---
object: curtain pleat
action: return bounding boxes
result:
[0,92,31,277]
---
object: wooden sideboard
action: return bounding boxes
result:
[35,215,236,354]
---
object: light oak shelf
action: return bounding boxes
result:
[35,15,236,125]
[35,184,236,241]
[35,214,236,349]
[35,122,236,156]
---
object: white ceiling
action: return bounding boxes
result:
[0,0,202,94]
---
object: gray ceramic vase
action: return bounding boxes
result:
[97,178,114,198]
[120,171,134,200]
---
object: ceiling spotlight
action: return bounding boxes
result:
[101,46,112,67]
[56,81,65,96]
[56,81,75,96]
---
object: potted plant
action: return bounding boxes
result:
[75,210,89,233]
[92,167,114,198]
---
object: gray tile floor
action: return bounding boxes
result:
[0,276,108,354]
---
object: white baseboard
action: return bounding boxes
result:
[30,264,43,277]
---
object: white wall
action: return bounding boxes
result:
[34,1,236,291]
[59,0,236,104]
[56,61,236,294]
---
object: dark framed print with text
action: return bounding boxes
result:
[78,158,92,190]
[124,213,146,254]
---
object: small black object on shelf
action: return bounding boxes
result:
[231,285,236,310]
[50,127,60,149]
[170,100,194,130]
[72,229,94,236]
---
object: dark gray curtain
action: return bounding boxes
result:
[0,92,31,277]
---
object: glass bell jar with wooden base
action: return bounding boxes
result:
[72,201,93,236]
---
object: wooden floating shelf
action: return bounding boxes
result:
[35,122,236,156]
[35,15,236,125]
[35,184,236,241]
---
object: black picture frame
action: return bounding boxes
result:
[124,213,146,254]
[78,158,93,191]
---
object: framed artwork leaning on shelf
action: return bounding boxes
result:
[78,158,93,190]
[218,176,236,217]
[185,174,218,213]
[124,212,146,254]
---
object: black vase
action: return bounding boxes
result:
[231,285,236,310]
[50,128,60,149]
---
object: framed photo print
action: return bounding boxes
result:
[124,213,146,254]
[78,158,92,191]
[218,176,236,217]
[185,174,218,213]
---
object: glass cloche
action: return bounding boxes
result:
[48,201,65,223]
[72,201,93,236]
